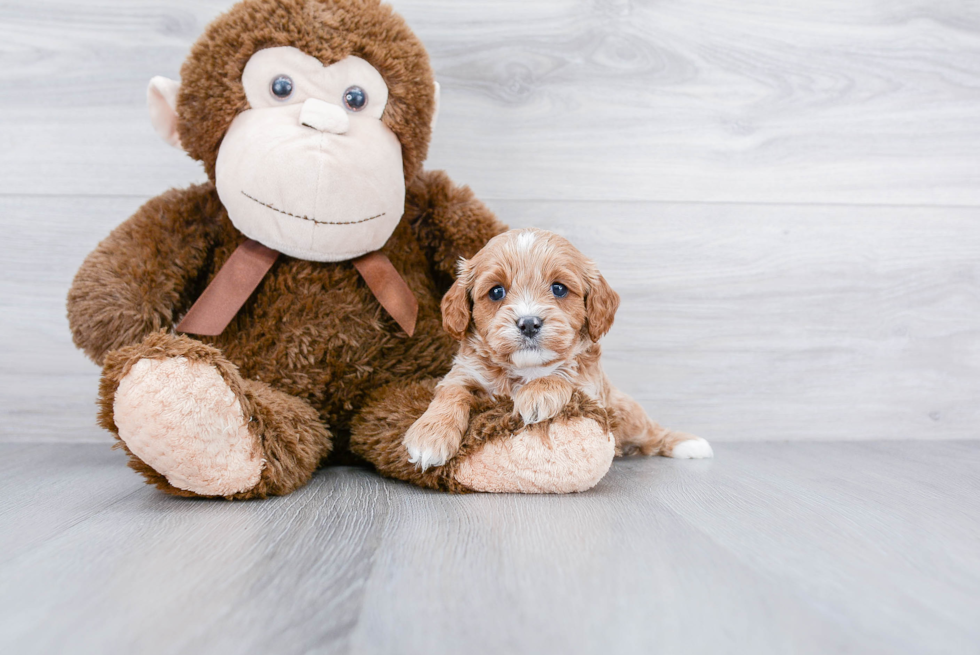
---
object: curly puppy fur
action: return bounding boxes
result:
[402,228,711,468]
[67,0,507,498]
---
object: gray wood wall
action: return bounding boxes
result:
[2,0,978,443]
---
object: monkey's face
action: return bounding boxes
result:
[214,46,405,262]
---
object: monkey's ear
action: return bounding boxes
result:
[147,76,182,149]
[431,81,441,132]
[585,269,620,342]
[441,259,472,340]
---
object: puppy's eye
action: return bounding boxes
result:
[551,282,569,298]
[488,285,506,302]
[270,75,293,100]
[343,86,368,112]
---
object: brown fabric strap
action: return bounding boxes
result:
[177,239,279,336]
[352,251,418,337]
[178,242,418,338]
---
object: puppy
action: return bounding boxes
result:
[403,228,713,470]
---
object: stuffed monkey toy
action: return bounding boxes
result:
[67,0,614,498]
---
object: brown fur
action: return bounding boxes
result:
[99,331,332,498]
[348,379,610,492]
[402,228,702,464]
[67,0,506,498]
[177,0,436,183]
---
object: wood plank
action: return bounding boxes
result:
[5,195,976,442]
[347,441,980,654]
[647,441,980,654]
[0,442,977,654]
[345,470,882,655]
[497,199,980,442]
[0,444,141,564]
[0,446,391,654]
[0,0,979,204]
[0,195,147,441]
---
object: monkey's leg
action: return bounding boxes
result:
[349,379,470,492]
[100,332,331,499]
[350,380,615,494]
[606,385,713,459]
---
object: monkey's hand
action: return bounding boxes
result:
[513,377,575,426]
[67,185,221,365]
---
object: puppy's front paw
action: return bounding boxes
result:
[514,379,574,425]
[403,414,464,471]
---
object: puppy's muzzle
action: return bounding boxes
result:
[517,315,543,339]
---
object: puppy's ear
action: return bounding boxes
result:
[585,267,620,342]
[442,260,472,340]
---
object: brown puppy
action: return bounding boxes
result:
[403,228,713,469]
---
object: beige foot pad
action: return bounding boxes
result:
[454,417,615,493]
[113,357,264,496]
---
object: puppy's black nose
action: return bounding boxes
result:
[517,315,543,338]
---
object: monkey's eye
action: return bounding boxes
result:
[488,285,506,302]
[551,283,569,298]
[343,86,368,112]
[270,75,293,100]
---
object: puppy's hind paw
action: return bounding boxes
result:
[667,436,714,459]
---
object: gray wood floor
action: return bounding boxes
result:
[1,441,978,655]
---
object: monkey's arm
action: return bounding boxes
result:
[67,184,223,365]
[407,170,508,288]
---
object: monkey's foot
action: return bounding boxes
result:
[113,356,264,496]
[453,417,616,493]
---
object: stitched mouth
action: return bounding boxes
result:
[241,191,385,226]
